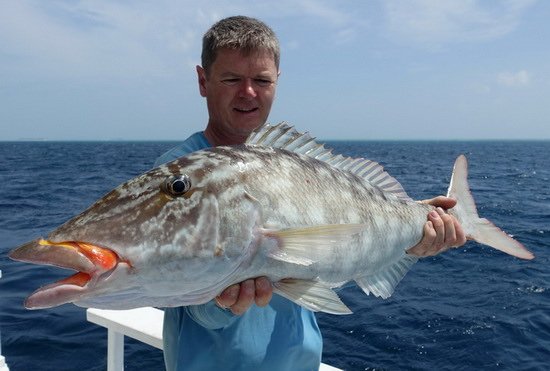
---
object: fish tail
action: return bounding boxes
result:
[446,155,533,260]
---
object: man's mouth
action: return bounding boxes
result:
[234,107,258,113]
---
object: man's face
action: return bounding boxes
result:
[197,48,279,140]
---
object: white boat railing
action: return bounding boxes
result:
[0,330,8,371]
[87,307,342,371]
[0,270,10,371]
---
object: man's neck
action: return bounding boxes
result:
[204,123,250,147]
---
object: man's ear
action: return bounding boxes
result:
[197,65,207,97]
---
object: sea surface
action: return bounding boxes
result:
[0,140,548,370]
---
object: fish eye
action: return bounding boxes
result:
[164,175,192,197]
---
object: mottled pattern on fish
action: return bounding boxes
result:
[9,123,533,312]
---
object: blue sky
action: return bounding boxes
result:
[1,0,549,140]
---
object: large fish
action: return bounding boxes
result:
[10,123,533,313]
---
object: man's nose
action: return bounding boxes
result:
[238,79,257,98]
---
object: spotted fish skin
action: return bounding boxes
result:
[9,123,533,313]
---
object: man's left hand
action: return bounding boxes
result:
[406,196,467,257]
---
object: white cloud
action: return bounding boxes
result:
[295,0,353,27]
[0,1,214,81]
[497,70,531,86]
[0,0,364,82]
[470,82,492,94]
[382,0,537,46]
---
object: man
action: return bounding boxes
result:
[155,16,466,371]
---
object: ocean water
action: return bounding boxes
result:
[0,140,548,370]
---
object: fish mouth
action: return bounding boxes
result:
[9,239,122,309]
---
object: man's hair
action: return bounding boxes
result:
[201,16,280,74]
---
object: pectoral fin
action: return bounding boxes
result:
[273,278,352,315]
[263,224,366,266]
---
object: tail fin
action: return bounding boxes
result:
[446,155,534,260]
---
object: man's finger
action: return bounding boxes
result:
[422,196,457,210]
[216,283,240,308]
[254,277,273,307]
[406,221,435,256]
[430,209,445,250]
[230,279,256,315]
[439,209,457,246]
[455,219,467,246]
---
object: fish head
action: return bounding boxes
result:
[9,148,259,309]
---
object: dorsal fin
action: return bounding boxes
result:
[246,122,412,201]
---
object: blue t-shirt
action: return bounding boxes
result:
[154,132,212,167]
[156,131,323,371]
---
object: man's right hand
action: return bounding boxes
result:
[215,277,273,315]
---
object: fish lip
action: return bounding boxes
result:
[9,239,97,273]
[23,272,92,309]
[9,239,122,309]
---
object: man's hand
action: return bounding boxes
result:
[215,277,273,315]
[406,196,467,257]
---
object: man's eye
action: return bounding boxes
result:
[255,79,272,87]
[221,78,240,86]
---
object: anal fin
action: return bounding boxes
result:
[273,278,352,315]
[355,255,418,299]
